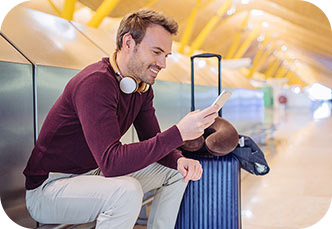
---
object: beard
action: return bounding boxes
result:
[127,47,156,85]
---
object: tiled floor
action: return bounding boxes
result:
[241,106,332,228]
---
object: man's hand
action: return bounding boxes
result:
[176,105,219,141]
[177,157,203,182]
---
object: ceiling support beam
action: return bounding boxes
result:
[87,0,121,28]
[233,24,260,59]
[247,35,272,78]
[286,72,297,85]
[226,12,250,59]
[275,64,287,78]
[284,71,292,81]
[47,0,61,16]
[181,0,216,25]
[265,59,280,79]
[287,72,306,87]
[187,0,232,56]
[178,0,202,54]
[280,55,308,87]
[61,0,76,20]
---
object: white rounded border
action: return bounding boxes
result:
[0,0,331,228]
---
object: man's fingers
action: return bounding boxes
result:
[191,165,199,181]
[202,112,218,126]
[199,105,219,118]
[197,112,218,132]
[178,166,187,179]
[184,164,203,181]
[191,109,201,114]
[193,164,202,180]
[184,167,194,182]
[178,159,203,182]
[206,116,218,127]
[184,166,195,182]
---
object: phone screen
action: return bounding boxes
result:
[211,91,232,111]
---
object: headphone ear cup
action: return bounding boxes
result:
[109,55,149,94]
[119,76,139,94]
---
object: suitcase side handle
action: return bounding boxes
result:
[190,53,222,116]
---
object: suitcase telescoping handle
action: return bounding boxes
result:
[190,53,222,116]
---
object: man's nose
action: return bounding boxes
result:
[157,56,167,69]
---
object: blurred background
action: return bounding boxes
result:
[0,0,331,228]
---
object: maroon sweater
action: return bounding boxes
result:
[23,58,184,190]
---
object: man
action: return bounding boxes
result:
[23,10,218,229]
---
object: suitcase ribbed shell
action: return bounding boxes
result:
[175,154,241,229]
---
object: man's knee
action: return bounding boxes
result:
[104,176,144,211]
[121,177,144,204]
[96,177,144,228]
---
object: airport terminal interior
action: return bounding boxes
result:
[1,0,332,228]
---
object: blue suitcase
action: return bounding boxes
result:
[175,53,242,229]
[175,153,241,229]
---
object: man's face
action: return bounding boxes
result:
[127,25,173,85]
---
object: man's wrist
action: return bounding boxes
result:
[175,124,184,142]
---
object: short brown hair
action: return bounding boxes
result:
[116,9,178,51]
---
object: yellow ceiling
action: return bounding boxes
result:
[19,0,332,88]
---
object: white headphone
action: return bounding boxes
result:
[109,53,149,94]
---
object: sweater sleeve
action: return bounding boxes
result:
[133,88,184,170]
[72,74,183,177]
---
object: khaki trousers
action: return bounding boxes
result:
[26,163,188,229]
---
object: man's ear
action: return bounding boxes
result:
[122,33,136,51]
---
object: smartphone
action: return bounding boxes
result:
[211,90,232,112]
